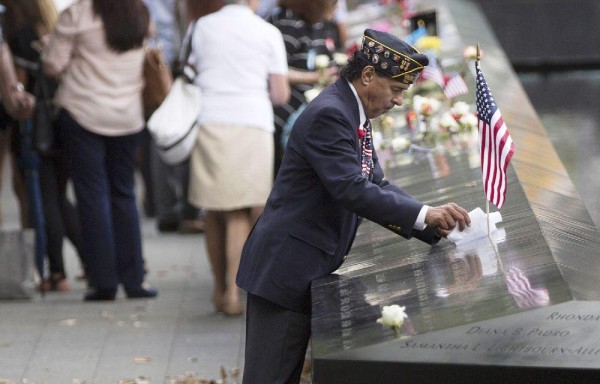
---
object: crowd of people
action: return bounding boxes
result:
[0,0,349,304]
[1,1,472,383]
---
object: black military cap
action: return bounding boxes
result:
[357,28,429,84]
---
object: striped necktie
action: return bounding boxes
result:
[360,119,373,180]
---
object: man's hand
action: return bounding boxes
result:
[425,202,471,237]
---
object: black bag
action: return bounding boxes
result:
[32,61,58,155]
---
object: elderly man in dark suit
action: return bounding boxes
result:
[237,29,471,384]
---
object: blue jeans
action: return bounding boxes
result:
[58,109,144,290]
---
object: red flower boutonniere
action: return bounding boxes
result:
[358,126,366,139]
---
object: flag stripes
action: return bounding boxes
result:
[475,60,514,209]
[444,74,468,99]
[420,55,445,88]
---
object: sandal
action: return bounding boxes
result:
[37,273,70,292]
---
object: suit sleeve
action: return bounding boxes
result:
[379,180,441,244]
[369,141,440,244]
[302,108,424,238]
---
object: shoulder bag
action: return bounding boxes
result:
[146,22,200,165]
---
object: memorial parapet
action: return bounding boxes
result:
[311,0,600,382]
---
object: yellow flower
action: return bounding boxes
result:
[416,36,442,52]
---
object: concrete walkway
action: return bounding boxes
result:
[0,165,246,383]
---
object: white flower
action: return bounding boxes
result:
[333,52,348,66]
[450,101,471,118]
[412,95,440,117]
[314,54,331,69]
[304,88,322,102]
[377,305,408,330]
[391,137,410,151]
[459,113,478,130]
[463,45,479,60]
[380,115,395,130]
[439,112,459,132]
[412,95,425,112]
[372,130,383,151]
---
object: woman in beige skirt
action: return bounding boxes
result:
[187,0,290,315]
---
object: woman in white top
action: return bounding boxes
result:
[187,0,289,315]
[42,0,157,301]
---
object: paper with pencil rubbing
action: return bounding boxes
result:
[447,207,502,245]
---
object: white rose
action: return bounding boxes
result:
[450,101,471,117]
[439,112,459,131]
[391,137,410,151]
[460,113,478,129]
[372,130,383,151]
[314,54,331,69]
[412,95,425,114]
[463,45,479,60]
[304,88,322,102]
[432,98,441,112]
[376,305,408,330]
[333,52,348,66]
[413,96,441,117]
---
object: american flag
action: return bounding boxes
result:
[444,73,469,99]
[505,266,550,309]
[420,55,445,89]
[475,60,514,209]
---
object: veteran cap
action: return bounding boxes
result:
[357,29,429,84]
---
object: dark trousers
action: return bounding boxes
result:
[243,293,311,384]
[39,152,82,275]
[58,109,144,290]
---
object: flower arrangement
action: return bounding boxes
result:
[299,0,480,162]
[377,304,408,337]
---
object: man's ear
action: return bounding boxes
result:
[361,66,375,86]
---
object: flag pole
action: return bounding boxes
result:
[477,43,505,273]
[485,200,504,273]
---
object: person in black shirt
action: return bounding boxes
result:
[267,0,340,177]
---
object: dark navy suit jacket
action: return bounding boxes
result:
[237,78,439,314]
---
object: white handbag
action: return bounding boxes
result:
[146,21,200,165]
[147,66,201,165]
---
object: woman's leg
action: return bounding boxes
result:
[222,208,252,315]
[39,154,69,290]
[204,209,227,312]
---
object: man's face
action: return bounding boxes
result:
[362,70,410,119]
